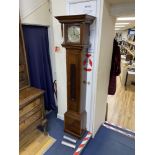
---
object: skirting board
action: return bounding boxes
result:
[57,113,64,120]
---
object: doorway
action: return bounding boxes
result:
[106,1,135,132]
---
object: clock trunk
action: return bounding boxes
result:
[65,49,87,137]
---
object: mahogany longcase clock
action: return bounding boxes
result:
[55,15,95,138]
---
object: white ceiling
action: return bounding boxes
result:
[106,0,135,31]
[106,0,134,5]
[116,20,135,31]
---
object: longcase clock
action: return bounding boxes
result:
[55,15,95,138]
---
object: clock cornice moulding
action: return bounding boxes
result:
[55,14,95,24]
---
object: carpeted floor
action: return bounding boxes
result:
[82,125,135,155]
[44,111,135,155]
[44,111,88,155]
[104,121,135,137]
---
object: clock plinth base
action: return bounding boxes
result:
[64,111,86,138]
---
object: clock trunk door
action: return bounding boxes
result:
[67,49,81,113]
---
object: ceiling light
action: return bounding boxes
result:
[115,25,125,28]
[115,23,129,25]
[117,17,135,21]
[115,28,120,31]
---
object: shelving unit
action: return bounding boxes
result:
[127,40,135,46]
[119,39,135,88]
[123,46,134,56]
[121,40,135,57]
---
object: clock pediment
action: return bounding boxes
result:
[55,14,95,24]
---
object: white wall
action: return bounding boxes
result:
[92,0,115,135]
[20,0,50,26]
[49,0,67,119]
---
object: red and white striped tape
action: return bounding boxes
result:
[73,132,92,155]
[103,124,135,139]
[105,121,134,133]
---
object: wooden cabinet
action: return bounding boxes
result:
[19,87,47,147]
[19,23,47,148]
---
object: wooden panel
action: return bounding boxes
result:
[81,23,90,45]
[19,23,30,89]
[19,87,44,109]
[64,111,86,138]
[20,110,42,133]
[20,98,41,118]
[20,104,43,123]
[55,14,95,24]
[66,49,81,113]
[65,113,81,135]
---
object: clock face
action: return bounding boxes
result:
[68,26,80,43]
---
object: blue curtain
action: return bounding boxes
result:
[22,25,57,111]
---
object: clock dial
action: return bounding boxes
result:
[68,26,80,43]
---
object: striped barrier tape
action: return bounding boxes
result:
[73,132,92,155]
[105,121,135,133]
[103,124,135,139]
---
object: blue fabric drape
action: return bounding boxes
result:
[22,25,57,111]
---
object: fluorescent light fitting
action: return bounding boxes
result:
[115,25,125,28]
[117,17,135,21]
[115,23,129,25]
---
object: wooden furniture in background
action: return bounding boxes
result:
[121,40,135,57]
[120,39,135,88]
[124,68,135,90]
[19,23,47,148]
[55,15,95,138]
